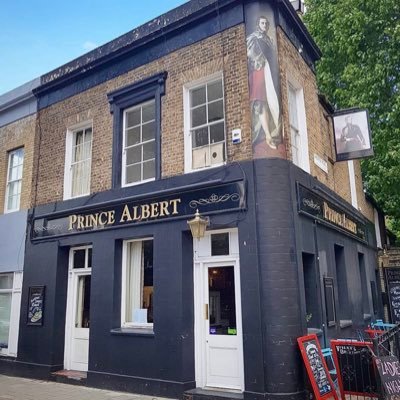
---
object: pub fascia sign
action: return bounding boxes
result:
[297,184,367,242]
[32,181,245,239]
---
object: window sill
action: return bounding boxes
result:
[307,327,323,337]
[364,313,372,321]
[111,327,154,337]
[339,320,353,329]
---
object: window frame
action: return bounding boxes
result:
[108,72,167,188]
[287,80,310,173]
[323,276,337,327]
[184,72,226,173]
[0,272,22,356]
[4,147,24,213]
[121,237,154,329]
[121,99,156,187]
[63,122,93,200]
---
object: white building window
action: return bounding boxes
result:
[0,272,22,356]
[122,100,156,186]
[121,239,154,328]
[5,148,24,213]
[64,125,92,199]
[288,83,310,173]
[184,74,226,172]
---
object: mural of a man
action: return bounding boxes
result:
[247,15,283,156]
[340,116,366,152]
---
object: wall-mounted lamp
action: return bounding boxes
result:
[187,209,209,239]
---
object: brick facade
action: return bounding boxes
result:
[35,25,252,206]
[277,27,374,222]
[0,115,36,213]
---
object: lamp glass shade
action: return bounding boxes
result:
[188,210,209,239]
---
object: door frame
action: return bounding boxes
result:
[193,229,244,391]
[64,246,92,371]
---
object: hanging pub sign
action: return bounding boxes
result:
[32,181,246,240]
[333,109,374,162]
[297,184,367,242]
[384,268,400,324]
[27,286,45,326]
[297,334,338,400]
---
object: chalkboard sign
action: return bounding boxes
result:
[385,268,400,324]
[297,334,338,400]
[27,286,45,326]
[375,355,400,400]
[331,340,378,398]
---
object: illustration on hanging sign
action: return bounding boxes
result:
[245,2,285,159]
[333,109,374,161]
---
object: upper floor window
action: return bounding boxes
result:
[5,148,24,213]
[107,72,167,188]
[288,82,310,173]
[122,100,156,186]
[184,74,226,172]
[64,125,93,199]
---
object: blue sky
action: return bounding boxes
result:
[0,0,188,95]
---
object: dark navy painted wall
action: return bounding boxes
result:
[290,162,381,347]
[8,158,381,400]
[16,162,263,398]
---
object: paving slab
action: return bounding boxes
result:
[0,375,176,400]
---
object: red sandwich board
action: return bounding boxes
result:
[331,339,378,399]
[297,334,338,400]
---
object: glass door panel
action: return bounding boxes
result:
[208,266,237,335]
[75,275,91,328]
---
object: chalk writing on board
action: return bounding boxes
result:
[389,284,400,323]
[332,341,377,396]
[375,356,400,400]
[305,341,332,395]
[27,286,45,326]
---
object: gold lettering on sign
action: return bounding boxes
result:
[69,210,117,231]
[323,202,357,234]
[68,198,182,231]
[120,205,132,222]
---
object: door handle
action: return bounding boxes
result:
[205,304,209,320]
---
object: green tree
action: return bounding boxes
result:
[304,0,400,240]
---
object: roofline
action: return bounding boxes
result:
[277,0,322,60]
[35,0,237,96]
[0,78,40,113]
[34,0,322,97]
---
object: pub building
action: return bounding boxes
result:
[0,1,383,400]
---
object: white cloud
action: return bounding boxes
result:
[82,41,98,51]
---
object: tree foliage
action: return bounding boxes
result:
[304,0,400,234]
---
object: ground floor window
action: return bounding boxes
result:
[122,238,154,328]
[0,272,22,356]
[0,274,13,348]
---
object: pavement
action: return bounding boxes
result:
[0,375,174,400]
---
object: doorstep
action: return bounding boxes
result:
[51,369,87,386]
[183,388,243,400]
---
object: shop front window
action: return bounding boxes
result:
[0,274,13,348]
[122,239,154,328]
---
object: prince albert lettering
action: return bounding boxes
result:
[68,198,181,231]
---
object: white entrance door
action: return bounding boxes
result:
[194,230,244,391]
[64,247,92,372]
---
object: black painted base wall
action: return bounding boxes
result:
[0,158,380,400]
